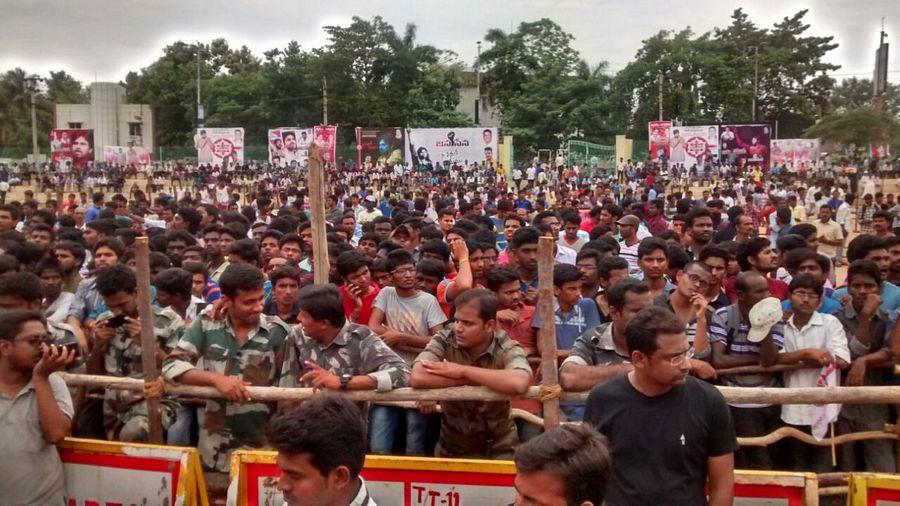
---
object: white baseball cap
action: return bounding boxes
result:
[747,297,783,343]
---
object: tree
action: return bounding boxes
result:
[804,107,900,147]
[828,77,900,118]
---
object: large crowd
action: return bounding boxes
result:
[1,153,900,505]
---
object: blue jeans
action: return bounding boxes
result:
[368,405,427,455]
[167,404,194,446]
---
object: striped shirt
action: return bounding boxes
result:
[618,239,641,275]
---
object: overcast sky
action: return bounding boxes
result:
[3,0,898,85]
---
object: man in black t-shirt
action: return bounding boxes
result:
[584,306,737,506]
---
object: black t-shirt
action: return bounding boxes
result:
[584,375,738,506]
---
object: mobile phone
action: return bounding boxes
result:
[105,314,128,328]
[62,342,80,355]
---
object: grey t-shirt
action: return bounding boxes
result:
[373,287,447,363]
[0,373,74,505]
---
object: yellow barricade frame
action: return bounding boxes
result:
[849,472,900,506]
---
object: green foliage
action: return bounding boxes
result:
[804,108,900,147]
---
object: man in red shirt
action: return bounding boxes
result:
[336,251,380,326]
[727,237,789,302]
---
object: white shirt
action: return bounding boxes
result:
[555,245,577,265]
[835,202,851,229]
[780,312,850,426]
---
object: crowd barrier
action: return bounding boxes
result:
[58,437,207,506]
[848,473,900,506]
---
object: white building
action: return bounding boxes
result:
[55,82,154,162]
[456,71,501,127]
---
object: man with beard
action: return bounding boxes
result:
[67,238,125,349]
[71,132,93,169]
[732,213,755,244]
[165,230,196,268]
[508,227,540,306]
[54,241,85,293]
[886,236,900,285]
[653,262,716,376]
[282,131,298,163]
[684,207,714,259]
[730,237,789,301]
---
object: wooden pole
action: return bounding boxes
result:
[58,373,900,405]
[307,142,330,284]
[536,236,561,428]
[134,237,164,444]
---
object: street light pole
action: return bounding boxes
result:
[25,76,39,163]
[751,46,759,122]
[196,42,204,128]
[475,40,482,125]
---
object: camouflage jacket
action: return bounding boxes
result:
[162,307,290,472]
[95,307,183,435]
[280,322,410,391]
[414,328,531,459]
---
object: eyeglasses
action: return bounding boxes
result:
[664,348,695,366]
[392,267,416,276]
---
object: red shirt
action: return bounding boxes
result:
[725,276,789,302]
[340,282,380,326]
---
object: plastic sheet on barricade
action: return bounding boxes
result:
[228,451,820,506]
[59,437,208,506]
[849,473,900,505]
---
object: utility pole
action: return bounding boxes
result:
[196,42,204,128]
[658,73,663,121]
[751,46,759,122]
[322,76,328,125]
[475,40,482,125]
[26,77,39,162]
[874,19,889,111]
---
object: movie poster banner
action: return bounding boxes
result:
[355,127,406,166]
[103,145,151,167]
[267,128,313,167]
[647,121,672,163]
[669,125,718,167]
[406,127,498,168]
[50,129,94,168]
[313,125,337,164]
[718,123,771,169]
[771,139,820,167]
[195,127,244,165]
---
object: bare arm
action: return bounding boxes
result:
[445,241,472,302]
[559,362,632,391]
[707,453,735,506]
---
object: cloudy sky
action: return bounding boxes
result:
[3,0,898,84]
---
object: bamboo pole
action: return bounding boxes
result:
[536,236,561,428]
[134,237,164,444]
[57,373,900,405]
[307,142,329,284]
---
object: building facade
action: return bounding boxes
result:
[55,82,154,162]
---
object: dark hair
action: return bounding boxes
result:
[553,264,582,287]
[336,251,371,278]
[788,273,823,297]
[453,288,498,321]
[95,264,137,296]
[94,237,126,258]
[736,237,772,271]
[637,237,668,260]
[270,265,301,287]
[847,234,887,263]
[784,248,829,275]
[873,210,892,222]
[0,309,45,342]
[416,258,445,280]
[775,234,808,254]
[597,256,629,279]
[790,223,818,241]
[181,260,209,278]
[575,248,600,266]
[624,306,685,355]
[229,238,260,264]
[279,233,303,249]
[666,243,691,272]
[34,257,63,277]
[485,265,520,291]
[582,237,618,256]
[177,208,202,234]
[0,204,21,221]
[296,284,345,328]
[0,254,19,275]
[86,218,118,237]
[514,424,611,506]
[606,278,650,312]
[847,259,882,286]
[385,249,414,272]
[419,239,451,263]
[154,268,193,298]
[266,393,366,479]
[219,263,265,298]
[684,206,712,229]
[509,226,541,250]
[0,271,43,303]
[699,244,730,264]
[166,229,197,247]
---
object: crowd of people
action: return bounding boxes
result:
[1,153,900,504]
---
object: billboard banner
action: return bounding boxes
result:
[195,127,244,165]
[267,128,313,167]
[50,129,94,169]
[406,127,498,168]
[718,123,771,169]
[647,121,672,163]
[355,127,406,166]
[103,145,151,167]
[669,125,718,167]
[771,139,820,167]
[313,125,337,164]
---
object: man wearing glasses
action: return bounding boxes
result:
[584,306,737,506]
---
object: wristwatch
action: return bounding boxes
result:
[340,372,352,390]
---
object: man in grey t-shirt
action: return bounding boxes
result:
[0,310,76,504]
[368,250,446,455]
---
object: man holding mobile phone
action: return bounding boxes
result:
[88,265,184,443]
